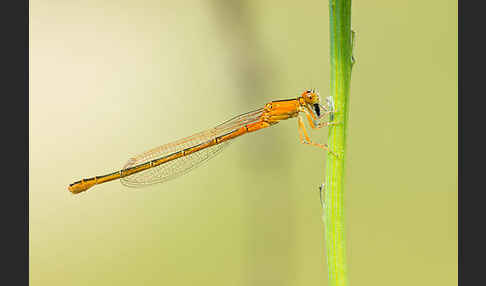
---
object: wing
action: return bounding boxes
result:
[120,108,264,188]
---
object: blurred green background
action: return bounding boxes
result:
[29,0,457,285]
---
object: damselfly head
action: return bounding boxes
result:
[301,89,323,118]
[301,88,321,104]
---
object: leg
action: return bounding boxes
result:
[302,108,338,130]
[297,116,336,156]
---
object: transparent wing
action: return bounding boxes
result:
[120,108,264,188]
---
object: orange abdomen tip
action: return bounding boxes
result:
[68,179,96,194]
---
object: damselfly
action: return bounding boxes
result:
[68,89,335,194]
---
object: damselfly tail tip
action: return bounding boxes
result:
[68,179,96,194]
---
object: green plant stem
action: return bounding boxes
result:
[323,1,353,286]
